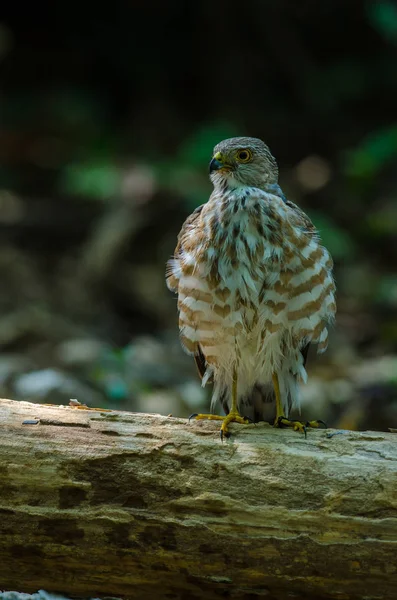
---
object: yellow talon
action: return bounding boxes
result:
[272,373,326,438]
[189,366,251,440]
[274,416,327,438]
[306,420,327,429]
[292,421,306,434]
[189,413,225,422]
[220,411,251,440]
[189,411,250,440]
[275,416,307,437]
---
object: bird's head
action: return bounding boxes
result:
[209,137,278,190]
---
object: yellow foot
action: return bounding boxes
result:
[189,411,252,441]
[274,416,327,438]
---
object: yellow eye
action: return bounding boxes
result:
[236,149,252,163]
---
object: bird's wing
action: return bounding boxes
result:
[261,191,336,371]
[283,198,318,235]
[283,199,316,367]
[282,196,336,354]
[166,204,208,380]
[165,204,204,293]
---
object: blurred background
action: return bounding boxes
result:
[0,0,396,431]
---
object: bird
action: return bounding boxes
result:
[166,137,336,439]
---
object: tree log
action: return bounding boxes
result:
[0,398,397,600]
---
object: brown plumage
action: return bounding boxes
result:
[167,137,336,434]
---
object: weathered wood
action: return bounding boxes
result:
[0,398,396,600]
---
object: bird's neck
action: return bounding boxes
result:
[205,185,267,239]
[212,177,285,200]
[210,184,255,219]
[204,181,287,246]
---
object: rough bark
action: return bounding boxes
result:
[0,398,396,600]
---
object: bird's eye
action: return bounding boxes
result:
[236,149,252,163]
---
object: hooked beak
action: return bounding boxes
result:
[209,157,224,173]
[209,151,231,174]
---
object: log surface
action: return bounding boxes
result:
[0,398,397,600]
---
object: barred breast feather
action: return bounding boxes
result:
[166,186,336,418]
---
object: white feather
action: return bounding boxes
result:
[173,183,335,417]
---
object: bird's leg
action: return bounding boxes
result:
[189,366,251,440]
[219,366,251,440]
[273,372,284,422]
[272,372,306,435]
[272,372,326,437]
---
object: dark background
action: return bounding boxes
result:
[1,0,397,430]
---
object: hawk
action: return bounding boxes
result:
[166,137,336,439]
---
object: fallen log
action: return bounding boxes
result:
[0,398,396,600]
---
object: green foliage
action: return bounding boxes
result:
[364,203,397,237]
[308,212,356,261]
[368,0,397,42]
[176,122,239,167]
[59,162,121,200]
[343,125,397,178]
[376,275,397,307]
[154,122,238,210]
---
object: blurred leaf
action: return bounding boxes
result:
[381,320,397,343]
[153,122,237,209]
[59,162,120,199]
[308,212,356,260]
[364,203,397,237]
[104,377,129,400]
[375,275,397,306]
[367,1,397,42]
[343,124,397,178]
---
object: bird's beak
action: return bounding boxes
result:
[209,157,223,173]
[209,151,230,173]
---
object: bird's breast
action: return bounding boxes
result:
[177,196,282,346]
[169,186,335,378]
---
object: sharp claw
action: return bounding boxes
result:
[305,419,327,429]
[276,416,308,437]
[191,412,248,441]
[242,415,254,423]
[220,428,232,441]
